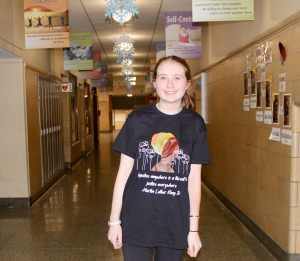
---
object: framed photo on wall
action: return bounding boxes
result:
[257,81,262,108]
[273,93,279,124]
[283,94,291,127]
[265,80,271,108]
[244,71,249,96]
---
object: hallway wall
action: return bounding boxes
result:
[187,0,300,76]
[199,16,300,254]
[0,60,29,198]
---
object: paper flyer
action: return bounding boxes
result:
[269,128,281,142]
[256,111,263,122]
[264,111,272,124]
[250,96,257,108]
[192,0,254,22]
[261,64,266,81]
[279,73,286,92]
[243,98,249,111]
[79,50,101,80]
[64,32,93,71]
[281,129,292,146]
[24,0,69,49]
[165,13,201,59]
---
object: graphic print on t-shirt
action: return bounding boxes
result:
[136,132,190,175]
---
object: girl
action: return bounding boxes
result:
[169,26,196,47]
[108,56,211,261]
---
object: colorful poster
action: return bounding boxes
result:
[156,43,166,62]
[91,65,108,87]
[273,93,279,124]
[283,94,291,127]
[107,73,113,87]
[64,32,93,71]
[192,0,254,22]
[79,50,101,80]
[24,0,69,49]
[165,13,201,59]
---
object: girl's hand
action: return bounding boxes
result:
[108,225,123,249]
[187,232,202,258]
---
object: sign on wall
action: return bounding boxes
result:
[91,65,108,87]
[79,50,101,80]
[192,0,254,22]
[64,32,93,71]
[156,43,166,62]
[165,13,202,59]
[24,0,70,49]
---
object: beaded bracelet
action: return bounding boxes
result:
[189,215,200,218]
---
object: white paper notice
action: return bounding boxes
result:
[244,98,249,106]
[269,128,281,142]
[244,106,250,111]
[247,54,252,70]
[279,73,286,92]
[279,106,284,115]
[281,129,292,145]
[261,64,266,81]
[248,78,251,87]
[250,96,257,108]
[262,90,266,97]
[264,111,272,124]
[256,111,263,121]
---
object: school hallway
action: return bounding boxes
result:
[0,133,276,261]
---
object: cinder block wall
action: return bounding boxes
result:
[202,21,300,253]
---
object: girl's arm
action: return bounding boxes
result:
[108,153,134,249]
[187,164,202,258]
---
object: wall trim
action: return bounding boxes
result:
[0,198,30,209]
[202,177,300,261]
[65,154,83,169]
[82,145,95,156]
[30,169,65,206]
[25,65,62,82]
[193,10,300,78]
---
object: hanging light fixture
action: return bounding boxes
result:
[105,0,139,25]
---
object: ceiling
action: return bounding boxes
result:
[68,0,193,77]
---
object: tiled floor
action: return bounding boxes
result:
[0,133,276,261]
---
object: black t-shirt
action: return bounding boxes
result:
[112,104,211,249]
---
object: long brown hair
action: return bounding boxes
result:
[153,56,195,109]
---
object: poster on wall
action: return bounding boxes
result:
[269,128,281,142]
[78,50,101,80]
[265,81,271,108]
[156,43,166,62]
[244,72,248,96]
[282,129,292,146]
[273,93,279,124]
[256,81,262,108]
[91,65,108,87]
[283,94,291,127]
[64,32,93,71]
[24,0,70,49]
[250,70,256,95]
[165,13,202,59]
[192,0,254,22]
[107,73,113,87]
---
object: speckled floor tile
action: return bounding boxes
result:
[0,133,276,261]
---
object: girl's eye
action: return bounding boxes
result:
[175,77,182,80]
[160,76,166,80]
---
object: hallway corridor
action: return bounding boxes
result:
[0,133,276,261]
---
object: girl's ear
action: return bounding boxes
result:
[153,80,157,89]
[186,80,192,90]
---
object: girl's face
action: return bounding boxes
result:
[181,27,187,33]
[153,60,191,107]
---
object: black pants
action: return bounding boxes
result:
[122,244,185,261]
